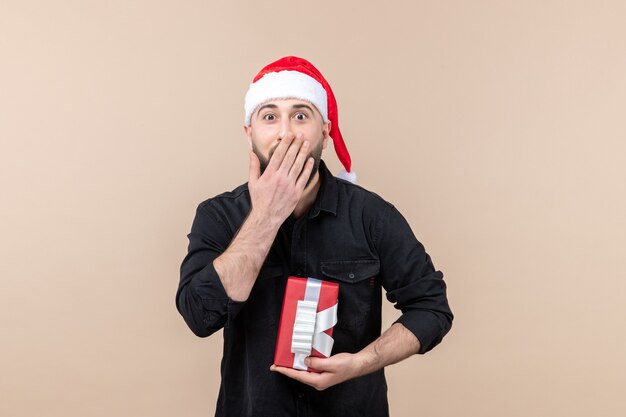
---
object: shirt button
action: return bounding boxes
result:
[348,273,355,279]
[297,392,305,399]
[297,270,304,276]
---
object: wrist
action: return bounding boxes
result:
[247,207,283,232]
[353,349,379,378]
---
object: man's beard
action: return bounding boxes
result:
[253,139,323,188]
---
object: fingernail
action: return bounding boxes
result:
[304,358,311,366]
[303,141,309,148]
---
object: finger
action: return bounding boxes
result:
[271,364,305,374]
[279,134,304,174]
[248,151,260,185]
[266,132,296,172]
[304,356,333,372]
[271,365,320,386]
[271,365,297,378]
[288,139,310,180]
[295,157,315,190]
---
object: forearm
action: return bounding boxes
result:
[354,322,421,377]
[213,208,281,301]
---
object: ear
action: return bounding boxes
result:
[322,120,331,150]
[243,125,253,150]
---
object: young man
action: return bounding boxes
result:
[176,56,453,417]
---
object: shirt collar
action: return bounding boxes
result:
[309,159,338,218]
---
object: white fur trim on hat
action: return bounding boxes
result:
[337,169,357,184]
[244,70,328,126]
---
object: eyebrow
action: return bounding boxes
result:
[292,104,315,113]
[255,104,278,117]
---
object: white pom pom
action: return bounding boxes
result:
[337,169,357,184]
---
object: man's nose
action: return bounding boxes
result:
[277,119,296,142]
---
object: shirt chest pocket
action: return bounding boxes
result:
[320,259,380,330]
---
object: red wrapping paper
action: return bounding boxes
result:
[274,277,339,372]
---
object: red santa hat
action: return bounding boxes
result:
[244,56,356,183]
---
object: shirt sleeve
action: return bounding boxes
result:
[375,204,453,354]
[175,203,245,337]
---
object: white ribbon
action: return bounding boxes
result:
[290,278,338,370]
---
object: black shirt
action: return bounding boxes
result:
[176,161,453,417]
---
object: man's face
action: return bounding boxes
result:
[244,98,330,185]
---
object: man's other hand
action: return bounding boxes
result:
[270,353,362,391]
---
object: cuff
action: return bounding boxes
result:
[202,261,246,328]
[394,309,451,354]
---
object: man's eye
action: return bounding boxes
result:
[295,113,307,120]
[264,114,275,121]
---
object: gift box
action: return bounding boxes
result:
[274,277,339,372]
